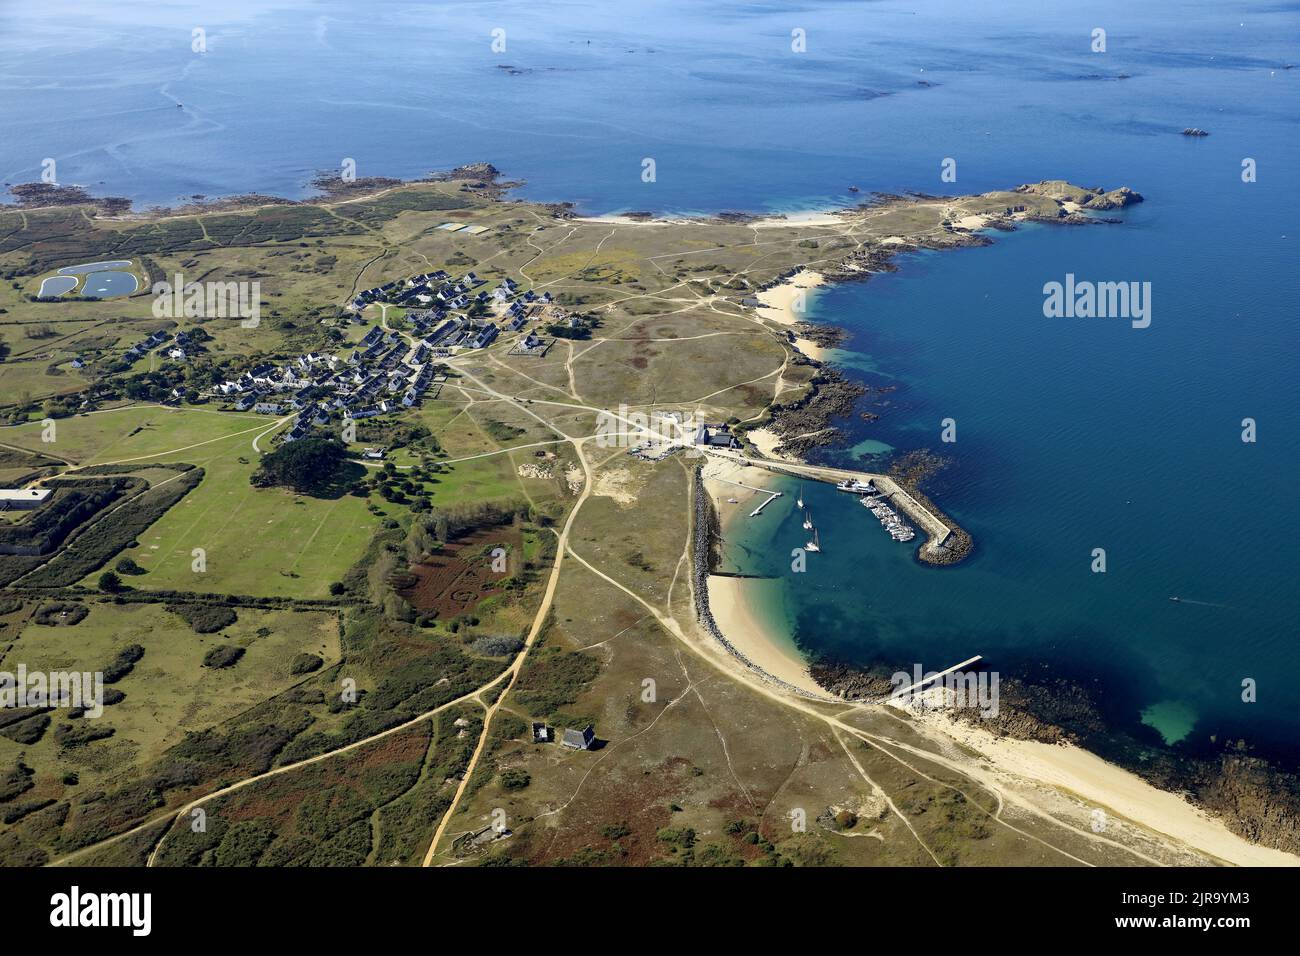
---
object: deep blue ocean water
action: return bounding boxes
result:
[2,0,1296,757]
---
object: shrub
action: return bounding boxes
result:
[250,437,347,493]
[0,481,128,555]
[102,644,145,684]
[32,602,88,626]
[166,603,237,634]
[0,714,50,745]
[22,469,202,587]
[499,769,530,791]
[290,653,324,675]
[54,721,115,748]
[0,763,35,803]
[97,571,123,593]
[469,635,524,657]
[3,798,56,825]
[513,647,600,716]
[202,645,245,669]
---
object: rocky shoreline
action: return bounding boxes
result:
[748,184,1147,556]
[1,161,521,218]
[756,366,867,457]
[810,655,1300,855]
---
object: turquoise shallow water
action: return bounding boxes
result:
[2,0,1296,758]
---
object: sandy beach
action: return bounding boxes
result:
[694,454,1300,865]
[893,693,1299,867]
[951,212,993,231]
[706,575,824,697]
[753,269,830,361]
[699,457,824,697]
[742,426,797,461]
[751,210,847,228]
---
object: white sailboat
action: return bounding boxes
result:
[802,509,813,531]
[796,485,804,509]
[805,527,821,553]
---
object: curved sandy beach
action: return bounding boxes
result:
[753,269,830,361]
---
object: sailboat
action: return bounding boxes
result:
[805,527,821,553]
[802,509,813,531]
[796,485,804,509]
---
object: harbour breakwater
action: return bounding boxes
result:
[703,449,970,566]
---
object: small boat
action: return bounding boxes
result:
[836,478,874,494]
[796,485,804,509]
[1169,596,1181,603]
[805,528,821,553]
[802,509,813,531]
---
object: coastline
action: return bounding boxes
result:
[691,456,1300,863]
[18,161,1281,862]
[693,223,1296,862]
[753,269,831,361]
[0,163,517,220]
[706,575,825,697]
[890,693,1299,867]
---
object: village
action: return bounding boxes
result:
[126,268,589,446]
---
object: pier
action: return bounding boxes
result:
[713,474,784,518]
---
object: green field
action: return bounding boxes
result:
[116,451,376,598]
[1,405,375,598]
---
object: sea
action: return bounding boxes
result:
[2,0,1296,760]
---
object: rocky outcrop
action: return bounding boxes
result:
[885,451,973,565]
[1082,186,1144,210]
[809,660,897,700]
[1015,180,1144,210]
[761,369,866,456]
[4,183,132,214]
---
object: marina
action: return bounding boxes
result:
[861,495,916,542]
[704,447,955,560]
[835,478,916,542]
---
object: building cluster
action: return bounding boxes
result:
[199,268,569,444]
[692,422,741,449]
[351,270,562,356]
[531,722,596,750]
[124,329,194,365]
[351,270,554,316]
[210,327,443,443]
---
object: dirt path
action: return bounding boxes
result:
[49,671,511,868]
[419,372,597,865]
